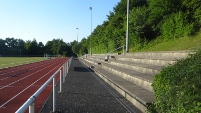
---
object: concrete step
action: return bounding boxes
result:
[120,51,193,60]
[84,51,193,67]
[101,62,153,93]
[80,51,193,113]
[84,58,154,92]
[83,58,102,66]
[80,59,154,113]
[117,57,175,66]
[85,54,105,59]
[110,60,161,75]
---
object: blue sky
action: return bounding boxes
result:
[0,0,120,45]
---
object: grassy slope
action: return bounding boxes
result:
[134,32,201,52]
[0,57,46,69]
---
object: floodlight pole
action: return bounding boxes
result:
[126,0,129,53]
[76,28,79,43]
[90,7,92,55]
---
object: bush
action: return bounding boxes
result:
[152,49,201,112]
[161,12,195,40]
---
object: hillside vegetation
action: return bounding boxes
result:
[138,32,201,52]
[76,0,201,55]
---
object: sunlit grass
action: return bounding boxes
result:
[0,57,46,69]
[137,32,201,52]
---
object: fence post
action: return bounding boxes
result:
[63,65,65,83]
[67,61,69,74]
[53,77,56,112]
[59,69,62,92]
[66,61,68,75]
[29,102,35,113]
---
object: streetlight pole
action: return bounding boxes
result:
[90,7,92,55]
[76,28,79,43]
[126,0,129,53]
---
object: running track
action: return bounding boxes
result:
[0,58,68,113]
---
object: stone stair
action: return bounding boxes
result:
[80,51,193,112]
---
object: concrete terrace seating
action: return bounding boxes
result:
[80,51,193,112]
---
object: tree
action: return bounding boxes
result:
[79,38,88,55]
[148,0,200,37]
[182,0,201,28]
[0,37,74,56]
[38,42,44,47]
[44,39,69,56]
[65,43,73,56]
[0,39,7,56]
[50,39,67,55]
[148,0,182,35]
[45,41,53,54]
[24,40,32,55]
[161,12,194,39]
[16,39,26,55]
[24,39,39,55]
[5,37,17,48]
[71,40,79,55]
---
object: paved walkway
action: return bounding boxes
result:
[40,58,141,113]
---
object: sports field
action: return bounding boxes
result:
[0,57,46,69]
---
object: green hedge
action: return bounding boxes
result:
[152,50,201,112]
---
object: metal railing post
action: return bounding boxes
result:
[68,59,70,67]
[67,61,69,73]
[66,61,67,76]
[64,62,66,77]
[16,64,66,113]
[63,65,65,83]
[53,77,56,112]
[65,63,66,76]
[59,69,62,92]
[29,102,35,113]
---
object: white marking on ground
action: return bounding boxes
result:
[0,60,64,109]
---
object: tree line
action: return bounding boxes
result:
[76,0,201,55]
[0,37,77,57]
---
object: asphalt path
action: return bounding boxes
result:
[41,58,141,113]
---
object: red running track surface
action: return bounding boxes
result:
[0,58,68,113]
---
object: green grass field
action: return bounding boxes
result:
[132,32,201,52]
[0,57,47,69]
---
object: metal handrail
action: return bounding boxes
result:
[15,57,73,113]
[107,45,126,54]
[84,45,125,62]
[103,45,126,61]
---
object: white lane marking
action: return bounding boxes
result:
[0,59,65,108]
[0,60,53,76]
[0,61,55,80]
[0,59,45,66]
[0,85,52,87]
[0,59,64,90]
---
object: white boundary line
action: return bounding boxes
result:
[0,59,58,80]
[0,58,46,69]
[0,59,65,109]
[0,59,63,90]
